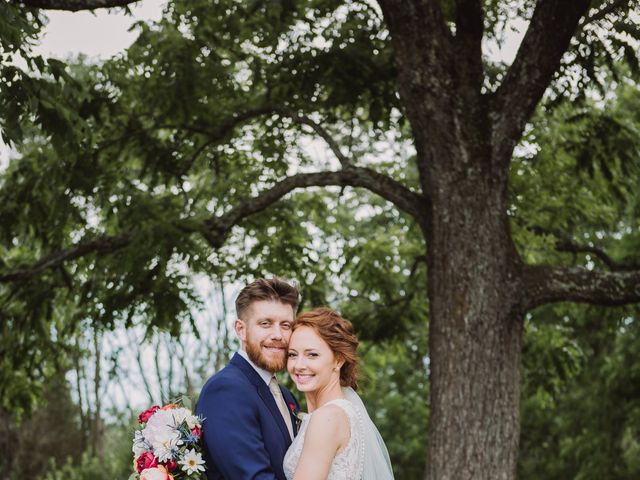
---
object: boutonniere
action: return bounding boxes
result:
[287,402,305,431]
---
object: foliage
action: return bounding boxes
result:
[510,81,640,262]
[1,374,84,480]
[512,79,640,477]
[519,304,640,479]
[359,333,429,480]
[42,423,135,480]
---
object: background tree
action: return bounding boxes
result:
[2,1,640,479]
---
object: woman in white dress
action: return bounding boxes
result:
[283,307,394,480]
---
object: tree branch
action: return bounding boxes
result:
[207,167,425,241]
[492,0,592,162]
[580,0,633,26]
[0,234,131,283]
[555,239,640,272]
[0,168,425,284]
[271,107,352,167]
[523,264,640,309]
[19,0,139,11]
[163,105,354,174]
[520,222,639,272]
[454,0,484,91]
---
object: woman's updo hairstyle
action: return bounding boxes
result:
[293,307,360,390]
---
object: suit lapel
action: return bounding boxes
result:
[230,353,293,445]
[281,387,299,436]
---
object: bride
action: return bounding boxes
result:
[282,307,394,480]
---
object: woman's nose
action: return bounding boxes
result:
[294,356,306,370]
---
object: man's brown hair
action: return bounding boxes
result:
[235,277,300,320]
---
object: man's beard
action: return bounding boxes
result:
[245,337,287,373]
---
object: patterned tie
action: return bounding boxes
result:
[269,376,294,440]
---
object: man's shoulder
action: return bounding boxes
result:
[202,362,245,390]
[200,355,262,398]
[196,362,260,416]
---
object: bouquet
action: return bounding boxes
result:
[130,397,206,480]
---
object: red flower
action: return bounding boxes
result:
[161,459,178,471]
[287,402,296,413]
[136,452,158,473]
[191,425,202,437]
[138,405,160,424]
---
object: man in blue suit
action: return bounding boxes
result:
[196,277,301,480]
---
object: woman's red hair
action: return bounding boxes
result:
[293,307,360,390]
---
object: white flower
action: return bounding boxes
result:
[179,448,205,475]
[167,407,192,427]
[142,409,184,460]
[133,430,151,456]
[146,408,189,430]
[186,414,201,429]
[152,434,181,462]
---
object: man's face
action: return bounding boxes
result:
[235,300,294,373]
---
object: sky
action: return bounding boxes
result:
[35,0,166,60]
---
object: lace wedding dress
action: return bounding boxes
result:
[283,398,365,479]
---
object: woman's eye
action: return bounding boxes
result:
[288,352,297,358]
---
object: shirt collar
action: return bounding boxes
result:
[237,348,274,385]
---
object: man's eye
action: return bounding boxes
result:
[281,323,292,330]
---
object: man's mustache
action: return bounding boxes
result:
[262,342,287,349]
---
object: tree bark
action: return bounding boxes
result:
[424,166,525,479]
[91,327,103,458]
[19,0,139,11]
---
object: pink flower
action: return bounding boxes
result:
[191,425,202,437]
[160,402,179,410]
[140,465,174,480]
[136,452,158,473]
[138,405,160,424]
[161,459,178,472]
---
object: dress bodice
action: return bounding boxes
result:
[283,398,364,480]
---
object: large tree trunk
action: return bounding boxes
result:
[374,2,541,477]
[424,166,525,479]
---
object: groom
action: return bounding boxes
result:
[196,277,301,480]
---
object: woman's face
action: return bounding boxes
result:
[287,325,342,393]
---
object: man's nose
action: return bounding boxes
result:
[271,324,284,340]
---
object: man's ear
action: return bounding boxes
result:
[235,319,247,342]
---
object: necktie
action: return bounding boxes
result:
[269,376,294,440]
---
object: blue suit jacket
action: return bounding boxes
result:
[196,353,300,480]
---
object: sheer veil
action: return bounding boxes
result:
[343,387,394,479]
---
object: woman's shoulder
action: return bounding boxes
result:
[311,401,349,422]
[323,398,359,419]
[307,400,351,437]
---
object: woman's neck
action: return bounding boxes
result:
[305,380,344,412]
